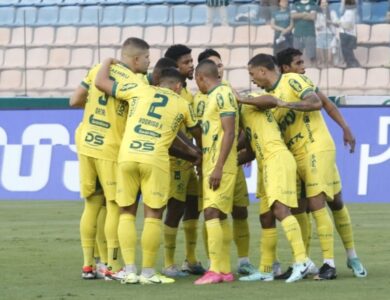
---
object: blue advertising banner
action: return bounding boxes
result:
[0,107,389,202]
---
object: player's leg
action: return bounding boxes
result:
[95,204,108,278]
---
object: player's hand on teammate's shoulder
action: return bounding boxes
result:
[102,57,121,65]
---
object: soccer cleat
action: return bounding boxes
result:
[81,266,96,280]
[272,261,282,276]
[194,271,223,285]
[181,260,206,275]
[109,268,128,281]
[139,273,175,284]
[163,265,189,277]
[274,266,293,280]
[221,272,234,282]
[314,263,337,280]
[285,259,315,283]
[121,272,139,284]
[347,257,367,278]
[237,262,257,275]
[95,263,108,279]
[239,271,274,282]
[308,262,319,276]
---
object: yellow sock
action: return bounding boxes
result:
[259,228,277,273]
[203,222,209,258]
[105,201,121,272]
[306,212,312,255]
[80,194,104,267]
[332,206,355,250]
[118,214,137,266]
[293,212,309,255]
[206,219,222,273]
[312,207,334,260]
[183,219,198,264]
[220,219,232,274]
[281,216,307,263]
[164,225,178,268]
[233,218,249,259]
[95,206,107,264]
[142,218,162,269]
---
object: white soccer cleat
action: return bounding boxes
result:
[285,259,315,283]
[120,272,139,284]
[95,263,108,279]
[139,273,175,284]
[109,268,128,281]
[163,265,189,277]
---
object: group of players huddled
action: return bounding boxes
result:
[70,37,367,285]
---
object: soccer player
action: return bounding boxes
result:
[194,49,255,275]
[145,57,178,86]
[163,45,205,276]
[193,59,238,285]
[70,37,150,280]
[240,53,338,280]
[95,61,202,284]
[237,98,314,283]
[275,47,366,278]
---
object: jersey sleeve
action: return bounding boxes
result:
[80,65,98,90]
[111,81,140,101]
[287,74,315,100]
[216,88,237,118]
[183,102,198,129]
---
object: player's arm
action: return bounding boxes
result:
[277,91,322,111]
[169,132,201,164]
[237,139,255,165]
[237,94,279,110]
[318,90,356,153]
[237,129,247,151]
[189,124,203,150]
[209,115,236,190]
[69,85,88,108]
[94,57,120,96]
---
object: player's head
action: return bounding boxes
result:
[164,44,194,80]
[195,59,219,94]
[151,57,178,86]
[276,48,305,74]
[248,53,277,88]
[159,67,184,94]
[279,0,289,9]
[121,37,150,74]
[198,49,224,79]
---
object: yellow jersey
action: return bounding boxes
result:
[202,84,238,174]
[268,73,335,157]
[193,91,208,124]
[77,63,145,161]
[112,83,198,171]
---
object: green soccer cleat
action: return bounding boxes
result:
[347,257,367,278]
[139,273,175,284]
[237,262,257,275]
[239,271,274,282]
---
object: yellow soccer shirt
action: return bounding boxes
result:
[202,84,239,174]
[77,63,145,161]
[193,91,208,124]
[268,73,335,157]
[113,83,198,170]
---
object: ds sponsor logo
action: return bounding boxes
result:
[85,131,104,146]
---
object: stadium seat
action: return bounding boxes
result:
[319,68,343,89]
[0,70,23,90]
[166,0,187,3]
[48,48,71,68]
[369,24,390,44]
[190,5,207,25]
[305,68,320,87]
[252,47,273,56]
[170,5,191,25]
[187,0,206,4]
[61,0,86,5]
[355,46,368,66]
[123,5,146,25]
[80,5,101,26]
[146,5,170,25]
[94,47,117,62]
[3,48,25,68]
[40,0,63,5]
[66,68,88,90]
[76,26,98,45]
[370,1,389,24]
[18,0,41,6]
[253,25,274,46]
[0,0,19,6]
[189,47,203,64]
[229,47,250,68]
[233,25,256,45]
[27,48,48,68]
[228,68,251,91]
[144,26,166,45]
[54,26,77,45]
[0,49,3,66]
[10,27,33,45]
[342,68,366,89]
[366,67,390,90]
[26,69,44,89]
[121,26,144,41]
[0,28,11,45]
[356,24,371,44]
[58,6,80,26]
[188,25,211,46]
[165,26,189,45]
[32,27,55,45]
[83,0,101,5]
[214,47,230,66]
[100,26,121,46]
[101,5,124,26]
[149,48,162,66]
[0,7,15,26]
[328,2,341,16]
[232,4,265,25]
[14,7,37,26]
[44,70,67,89]
[210,26,234,46]
[36,6,59,26]
[361,1,371,23]
[70,48,94,67]
[367,46,388,67]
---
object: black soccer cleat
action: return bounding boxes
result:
[314,263,337,280]
[274,266,293,280]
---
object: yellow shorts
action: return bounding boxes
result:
[258,151,298,215]
[78,153,117,201]
[169,168,198,202]
[202,171,236,214]
[233,166,249,207]
[116,161,170,209]
[296,151,342,200]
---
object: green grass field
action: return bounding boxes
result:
[0,201,389,300]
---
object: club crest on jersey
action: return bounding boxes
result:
[288,79,303,92]
[216,93,224,109]
[197,101,205,117]
[120,83,138,92]
[228,93,237,109]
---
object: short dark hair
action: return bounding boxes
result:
[248,54,276,70]
[154,57,178,72]
[276,48,302,68]
[164,44,192,62]
[122,37,149,50]
[198,49,221,63]
[159,67,184,85]
[195,59,219,79]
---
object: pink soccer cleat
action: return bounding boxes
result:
[194,271,223,285]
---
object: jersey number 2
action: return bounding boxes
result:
[147,93,168,119]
